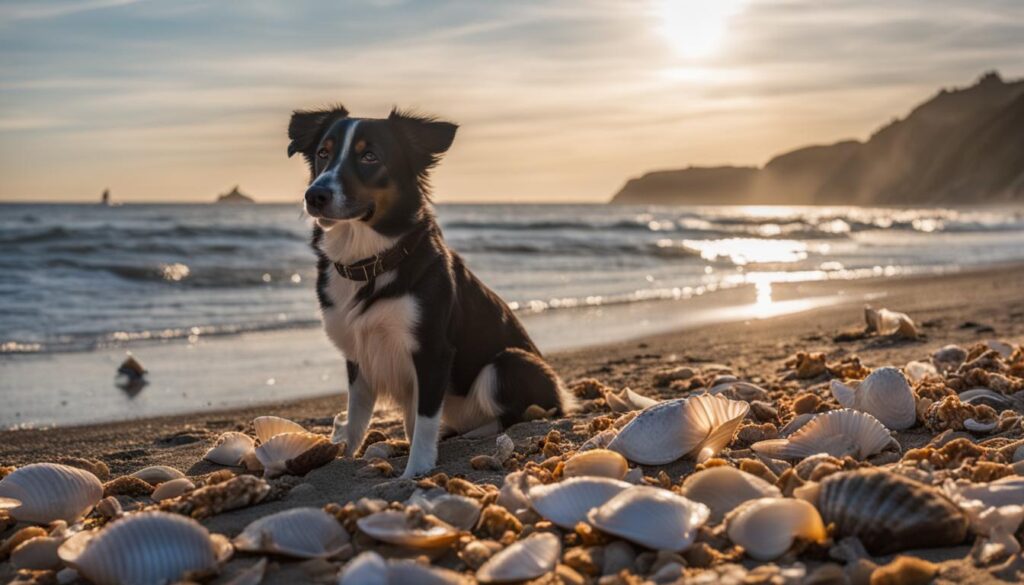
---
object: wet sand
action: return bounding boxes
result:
[2,265,1023,584]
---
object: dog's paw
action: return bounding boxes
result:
[399,462,435,480]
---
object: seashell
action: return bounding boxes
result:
[605,387,659,413]
[0,463,103,524]
[11,536,64,570]
[795,469,967,554]
[707,381,770,403]
[339,551,468,584]
[780,413,815,436]
[130,465,185,485]
[356,510,460,549]
[361,441,394,460]
[864,306,917,338]
[954,477,1024,509]
[58,511,232,585]
[407,490,483,531]
[255,431,337,478]
[494,434,515,463]
[234,507,349,558]
[253,415,306,443]
[959,388,1016,410]
[221,558,268,585]
[96,496,122,519]
[579,428,618,452]
[904,360,937,383]
[964,418,998,433]
[587,486,710,552]
[608,394,749,465]
[932,344,968,372]
[496,471,537,517]
[563,449,629,480]
[339,551,388,584]
[476,532,560,583]
[205,432,257,467]
[725,498,826,561]
[151,477,195,501]
[679,466,781,523]
[528,477,632,529]
[984,339,1015,358]
[830,367,916,430]
[751,409,896,460]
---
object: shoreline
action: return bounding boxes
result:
[2,263,1012,430]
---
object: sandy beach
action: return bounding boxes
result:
[2,265,1023,583]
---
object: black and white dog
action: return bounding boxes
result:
[287,104,574,478]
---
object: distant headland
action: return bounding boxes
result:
[611,72,1024,205]
[215,186,255,204]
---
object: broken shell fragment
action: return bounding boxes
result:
[356,510,460,549]
[476,532,561,583]
[725,498,826,561]
[151,477,195,501]
[253,415,306,443]
[608,394,749,465]
[679,466,782,523]
[587,486,710,552]
[58,511,232,585]
[953,476,1024,509]
[130,465,186,485]
[562,449,629,480]
[0,463,103,524]
[865,306,918,338]
[233,507,349,559]
[751,409,895,460]
[494,434,515,463]
[904,360,938,383]
[205,432,257,467]
[254,432,337,478]
[605,387,659,413]
[528,477,632,529]
[830,367,916,430]
[796,469,967,554]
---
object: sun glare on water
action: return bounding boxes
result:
[656,0,748,59]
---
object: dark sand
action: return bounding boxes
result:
[2,265,1023,584]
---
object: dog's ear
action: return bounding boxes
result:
[389,108,458,170]
[287,104,348,164]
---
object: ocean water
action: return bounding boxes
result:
[2,202,1024,355]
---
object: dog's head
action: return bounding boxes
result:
[287,104,457,235]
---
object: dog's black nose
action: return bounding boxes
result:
[304,186,331,210]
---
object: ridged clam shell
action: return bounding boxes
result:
[234,507,349,558]
[587,486,710,552]
[130,465,185,485]
[338,551,468,584]
[679,466,781,523]
[0,463,103,524]
[608,394,749,465]
[11,536,64,570]
[476,532,561,583]
[751,409,895,460]
[725,498,826,561]
[254,431,331,478]
[205,432,257,467]
[830,367,916,430]
[954,477,1024,509]
[563,449,629,480]
[58,511,232,585]
[528,477,632,529]
[253,415,306,443]
[151,477,195,501]
[356,510,460,549]
[796,469,967,554]
[407,490,483,531]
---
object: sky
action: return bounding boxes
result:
[1,0,1023,203]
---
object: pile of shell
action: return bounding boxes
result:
[2,336,1023,584]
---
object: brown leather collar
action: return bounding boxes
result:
[333,225,429,281]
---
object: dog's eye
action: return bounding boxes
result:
[360,151,379,164]
[317,148,329,160]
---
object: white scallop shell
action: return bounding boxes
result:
[563,449,629,480]
[11,536,64,570]
[339,551,467,585]
[830,367,916,430]
[356,510,460,549]
[254,431,324,478]
[751,409,896,460]
[0,463,103,524]
[151,477,195,501]
[608,394,749,465]
[528,477,632,529]
[475,532,561,583]
[587,486,710,552]
[253,415,306,443]
[406,490,483,531]
[130,465,185,485]
[205,432,257,467]
[725,498,826,561]
[679,466,782,523]
[233,507,349,558]
[58,511,232,585]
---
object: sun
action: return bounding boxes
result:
[656,0,747,59]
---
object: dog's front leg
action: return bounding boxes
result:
[331,362,376,456]
[401,347,454,479]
